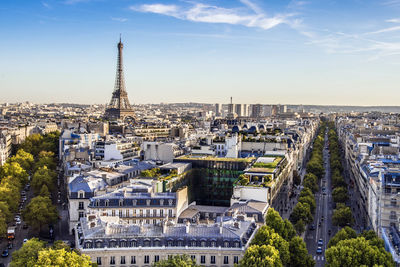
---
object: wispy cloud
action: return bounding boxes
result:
[42,1,51,9]
[386,18,400,23]
[111,17,128,22]
[131,1,297,30]
[365,25,400,35]
[383,0,400,7]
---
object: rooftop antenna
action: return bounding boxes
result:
[230,97,233,105]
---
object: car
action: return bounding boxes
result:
[7,243,12,249]
[1,249,9,257]
[318,221,322,227]
[321,216,324,221]
[328,229,332,235]
[23,238,28,243]
[316,246,323,254]
[16,220,21,225]
[318,239,323,246]
[14,215,21,220]
[309,224,316,230]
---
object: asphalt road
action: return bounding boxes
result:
[306,131,336,266]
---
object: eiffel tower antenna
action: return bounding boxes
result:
[105,37,135,120]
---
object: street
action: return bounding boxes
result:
[305,131,335,266]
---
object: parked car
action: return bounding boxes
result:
[23,238,28,243]
[7,242,12,249]
[316,246,323,254]
[1,249,9,257]
[309,224,316,230]
[318,239,323,246]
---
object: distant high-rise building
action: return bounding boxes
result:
[105,38,135,120]
[235,104,248,117]
[251,104,263,118]
[227,97,237,119]
[215,103,222,117]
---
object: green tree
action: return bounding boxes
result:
[325,237,395,267]
[32,166,56,195]
[328,226,357,248]
[10,238,46,267]
[239,245,283,267]
[0,161,29,186]
[306,159,324,179]
[0,179,20,212]
[361,230,385,249]
[39,184,51,197]
[35,248,93,267]
[153,255,200,267]
[34,151,57,171]
[299,188,314,199]
[0,201,12,222]
[23,195,58,231]
[9,149,34,173]
[298,195,316,214]
[251,226,290,266]
[332,204,354,227]
[19,134,43,157]
[264,208,296,241]
[0,215,6,238]
[290,202,313,224]
[332,186,348,203]
[289,236,315,267]
[294,219,306,234]
[303,173,318,193]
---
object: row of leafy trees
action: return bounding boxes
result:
[327,123,354,227]
[324,122,394,266]
[289,123,326,233]
[0,132,60,238]
[10,238,93,267]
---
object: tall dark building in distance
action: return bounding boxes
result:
[105,38,135,120]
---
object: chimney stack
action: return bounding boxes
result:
[185,221,190,234]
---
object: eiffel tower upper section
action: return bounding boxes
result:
[105,38,135,120]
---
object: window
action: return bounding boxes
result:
[201,241,206,247]
[144,255,150,264]
[110,256,115,265]
[79,191,84,198]
[168,199,173,206]
[96,242,102,248]
[140,209,143,217]
[167,240,173,247]
[190,255,196,261]
[160,199,164,206]
[131,240,137,247]
[131,256,136,264]
[120,241,126,247]
[224,241,229,248]
[79,212,84,218]
[146,209,151,217]
[96,200,99,206]
[234,256,239,264]
[146,199,151,206]
[168,209,173,217]
[85,242,91,248]
[126,210,129,217]
[120,256,125,265]
[191,241,196,247]
[112,210,116,216]
[78,202,84,210]
[160,209,164,217]
[178,240,183,247]
[119,210,122,217]
[154,255,160,262]
[211,256,216,264]
[119,200,123,206]
[132,200,137,206]
[224,256,229,264]
[96,257,102,265]
[201,256,206,264]
[105,200,109,207]
[234,241,240,248]
[211,241,216,247]
[154,240,160,247]
[144,240,150,247]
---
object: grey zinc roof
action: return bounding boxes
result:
[69,175,107,193]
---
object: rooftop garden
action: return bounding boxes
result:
[140,168,178,181]
[252,156,283,169]
[235,174,274,188]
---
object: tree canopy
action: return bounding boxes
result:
[153,255,200,267]
[23,195,58,230]
[239,245,283,267]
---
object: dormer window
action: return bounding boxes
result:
[105,200,109,207]
[160,199,164,206]
[146,199,151,206]
[168,199,173,206]
[95,200,99,207]
[132,200,137,206]
[119,200,123,207]
[78,191,85,198]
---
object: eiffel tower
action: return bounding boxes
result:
[105,37,135,120]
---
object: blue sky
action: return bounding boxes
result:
[1,0,400,105]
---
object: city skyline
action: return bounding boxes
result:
[1,0,400,105]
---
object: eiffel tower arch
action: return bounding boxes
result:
[105,38,135,120]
